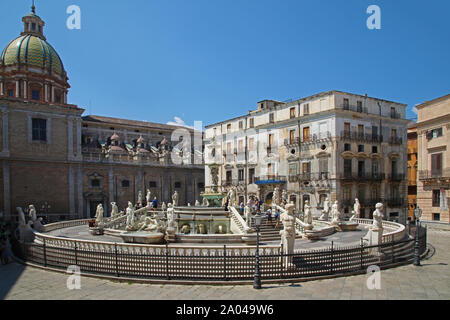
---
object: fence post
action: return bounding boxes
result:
[330,241,334,274]
[223,245,227,281]
[280,243,284,279]
[74,242,78,266]
[114,243,119,277]
[391,234,395,263]
[165,243,170,280]
[43,237,47,267]
[360,238,364,270]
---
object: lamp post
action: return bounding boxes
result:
[413,206,422,266]
[252,214,264,289]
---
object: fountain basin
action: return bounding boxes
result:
[120,232,165,244]
[334,221,359,232]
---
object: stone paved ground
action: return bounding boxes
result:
[1,228,449,300]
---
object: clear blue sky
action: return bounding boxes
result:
[1,0,449,127]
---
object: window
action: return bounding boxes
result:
[149,181,157,188]
[249,168,255,183]
[268,163,274,176]
[31,90,40,100]
[249,138,255,151]
[226,142,231,154]
[249,118,254,128]
[357,101,362,112]
[7,89,14,97]
[32,23,36,30]
[344,143,351,151]
[372,146,378,154]
[427,128,443,140]
[432,190,440,207]
[227,124,231,133]
[302,162,311,174]
[268,134,274,146]
[289,163,297,176]
[239,121,243,129]
[391,128,397,138]
[91,179,100,188]
[32,118,47,142]
[289,130,295,144]
[121,180,130,188]
[372,160,379,176]
[358,161,365,177]
[174,182,182,189]
[358,125,364,136]
[433,213,440,221]
[319,158,328,177]
[343,98,349,109]
[344,122,350,133]
[198,182,205,189]
[303,127,310,142]
[358,145,364,153]
[269,113,274,123]
[238,140,244,153]
[390,107,396,118]
[238,169,244,181]
[303,104,310,115]
[431,153,442,176]
[344,159,352,176]
[343,187,351,201]
[290,107,296,119]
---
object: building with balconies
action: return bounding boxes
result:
[416,94,450,224]
[204,90,409,223]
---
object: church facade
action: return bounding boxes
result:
[0,6,204,221]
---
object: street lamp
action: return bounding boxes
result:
[252,214,264,289]
[413,206,423,266]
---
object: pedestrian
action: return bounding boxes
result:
[152,197,158,210]
[239,202,244,215]
[274,209,280,228]
[266,208,272,225]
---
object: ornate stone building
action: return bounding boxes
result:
[205,90,409,223]
[417,94,450,224]
[407,120,418,221]
[0,6,204,221]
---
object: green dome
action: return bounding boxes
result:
[0,34,65,77]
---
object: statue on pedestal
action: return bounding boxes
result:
[372,203,384,230]
[227,187,236,208]
[303,200,313,227]
[172,191,179,207]
[166,203,176,228]
[244,204,252,225]
[202,197,209,207]
[95,204,104,226]
[272,187,280,206]
[351,198,361,220]
[280,203,296,269]
[110,202,119,217]
[319,197,330,221]
[146,189,152,207]
[331,201,342,225]
[126,201,136,231]
[137,191,143,208]
[195,200,200,207]
[28,205,37,222]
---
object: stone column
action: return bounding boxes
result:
[76,118,82,160]
[67,117,74,159]
[69,165,75,215]
[1,109,9,155]
[51,86,55,102]
[23,80,27,99]
[109,166,114,203]
[77,165,83,218]
[0,80,4,96]
[15,80,20,98]
[3,161,11,219]
[44,83,48,102]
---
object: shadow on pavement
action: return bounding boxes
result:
[0,261,27,299]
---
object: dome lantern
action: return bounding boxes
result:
[21,1,46,41]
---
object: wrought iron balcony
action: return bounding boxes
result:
[301,132,332,143]
[284,137,301,146]
[388,173,405,181]
[339,104,369,114]
[389,136,403,145]
[254,175,287,184]
[390,111,402,119]
[339,172,385,181]
[340,131,383,143]
[419,169,450,181]
[298,172,330,181]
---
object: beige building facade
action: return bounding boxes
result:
[417,94,450,224]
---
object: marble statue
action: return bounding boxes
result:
[33,217,45,233]
[161,202,167,213]
[23,221,36,243]
[280,203,296,268]
[227,187,236,208]
[188,203,191,207]
[330,201,342,225]
[95,204,104,225]
[197,224,207,234]
[138,216,159,232]
[195,200,200,207]
[273,187,280,206]
[138,191,143,208]
[244,205,252,225]
[372,203,384,229]
[304,200,313,226]
[28,205,37,222]
[216,225,226,234]
[181,224,190,234]
[110,202,119,217]
[166,203,176,228]
[126,201,136,231]
[172,191,179,207]
[281,189,288,204]
[202,197,209,207]
[351,198,361,220]
[17,207,26,226]
[319,197,330,221]
[146,189,151,206]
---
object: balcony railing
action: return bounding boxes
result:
[389,136,403,145]
[254,175,287,183]
[298,172,330,181]
[388,173,405,181]
[340,172,385,181]
[339,104,369,114]
[390,111,402,119]
[340,131,383,143]
[284,137,301,146]
[419,169,450,181]
[301,132,332,143]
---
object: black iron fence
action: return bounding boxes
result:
[15,227,427,282]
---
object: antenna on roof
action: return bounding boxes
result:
[31,0,36,14]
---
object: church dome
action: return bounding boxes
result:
[0,34,66,78]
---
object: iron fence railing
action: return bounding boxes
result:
[15,227,426,282]
[418,169,450,180]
